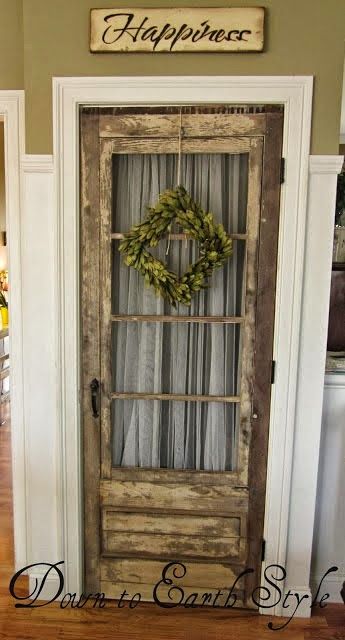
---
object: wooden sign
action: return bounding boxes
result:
[90,8,264,53]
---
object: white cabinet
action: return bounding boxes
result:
[311,372,345,602]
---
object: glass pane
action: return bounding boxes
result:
[110,152,248,471]
[112,322,241,397]
[112,399,238,471]
[112,153,248,317]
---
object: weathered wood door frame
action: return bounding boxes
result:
[53,76,315,616]
[80,106,283,606]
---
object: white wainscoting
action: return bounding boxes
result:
[311,373,345,603]
[281,156,344,618]
[20,156,61,599]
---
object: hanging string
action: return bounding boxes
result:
[177,108,183,187]
[177,109,188,249]
[166,108,183,256]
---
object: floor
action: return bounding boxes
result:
[0,405,344,639]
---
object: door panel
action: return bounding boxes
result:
[102,511,242,536]
[80,106,283,606]
[100,479,248,513]
[99,112,267,138]
[103,531,244,561]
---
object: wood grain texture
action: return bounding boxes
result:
[100,557,243,587]
[85,105,282,116]
[111,315,245,324]
[236,137,264,489]
[112,233,248,240]
[111,392,240,403]
[100,580,245,607]
[102,510,241,537]
[80,111,101,592]
[101,480,249,514]
[103,532,242,561]
[81,107,283,608]
[0,367,10,381]
[111,466,238,485]
[99,139,114,480]
[0,404,19,584]
[102,136,251,155]
[245,113,284,605]
[100,114,267,138]
[1,599,343,640]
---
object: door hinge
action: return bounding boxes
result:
[280,157,286,184]
[261,539,266,562]
[271,360,276,384]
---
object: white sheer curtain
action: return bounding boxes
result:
[111,153,248,471]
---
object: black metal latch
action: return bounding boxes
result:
[261,539,266,562]
[90,378,100,418]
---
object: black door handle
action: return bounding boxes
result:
[90,378,100,418]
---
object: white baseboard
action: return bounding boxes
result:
[311,575,345,604]
[282,587,312,618]
[28,569,64,603]
[259,585,313,620]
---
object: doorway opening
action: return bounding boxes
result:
[80,105,284,606]
[0,116,14,593]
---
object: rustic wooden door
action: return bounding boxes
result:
[80,106,283,608]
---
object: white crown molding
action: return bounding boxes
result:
[21,155,54,173]
[309,155,343,174]
[52,75,314,616]
[53,74,313,90]
[0,91,27,572]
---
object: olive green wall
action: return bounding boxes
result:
[0,123,5,232]
[2,0,345,153]
[0,0,23,89]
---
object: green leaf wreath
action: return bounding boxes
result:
[118,185,233,307]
